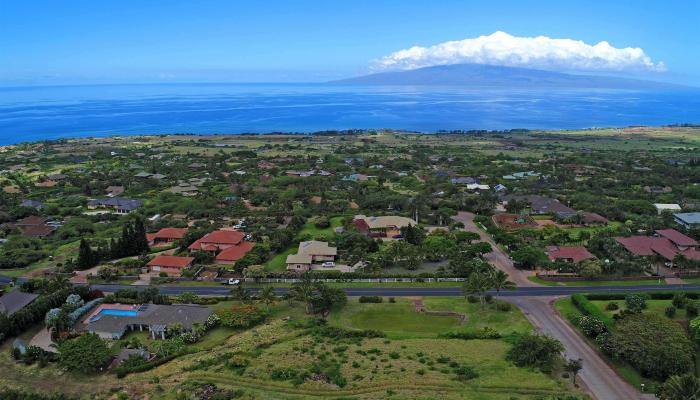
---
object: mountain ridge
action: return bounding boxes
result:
[330,64,688,90]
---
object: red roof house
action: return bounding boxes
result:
[616,229,699,263]
[148,227,188,246]
[188,230,253,264]
[655,229,698,248]
[147,255,194,277]
[546,246,596,263]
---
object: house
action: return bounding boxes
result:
[494,184,507,192]
[654,204,682,214]
[147,227,188,246]
[147,255,194,277]
[546,246,595,263]
[166,183,199,196]
[47,173,68,182]
[342,174,370,182]
[135,172,166,180]
[286,241,337,272]
[674,213,700,229]
[0,290,39,316]
[502,195,577,218]
[20,199,45,210]
[581,212,609,226]
[188,230,254,264]
[466,183,490,191]
[616,229,700,264]
[106,186,125,197]
[84,303,212,340]
[352,215,417,239]
[503,171,541,180]
[13,216,55,238]
[450,176,476,185]
[87,197,143,214]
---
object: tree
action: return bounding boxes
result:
[511,246,547,270]
[290,274,318,314]
[507,333,564,373]
[462,272,493,307]
[243,264,268,282]
[174,292,199,304]
[400,224,425,245]
[565,358,583,386]
[659,374,700,400]
[490,270,515,297]
[578,259,602,279]
[230,284,252,304]
[77,239,99,270]
[58,333,111,373]
[258,286,277,311]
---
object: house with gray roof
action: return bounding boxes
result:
[20,199,46,210]
[0,289,39,316]
[85,304,212,340]
[87,197,143,214]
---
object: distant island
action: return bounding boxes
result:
[331,63,687,90]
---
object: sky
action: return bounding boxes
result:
[1,0,699,86]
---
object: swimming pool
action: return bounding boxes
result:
[99,309,138,317]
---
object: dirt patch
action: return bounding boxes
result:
[411,298,466,324]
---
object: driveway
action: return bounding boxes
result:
[451,211,537,287]
[508,296,654,400]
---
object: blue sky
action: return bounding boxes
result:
[1,0,698,85]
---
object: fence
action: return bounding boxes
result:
[235,277,468,284]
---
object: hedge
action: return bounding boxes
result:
[570,294,614,328]
[358,296,383,303]
[584,292,700,301]
[113,353,180,378]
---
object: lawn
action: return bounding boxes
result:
[528,275,665,287]
[296,216,345,238]
[328,297,531,339]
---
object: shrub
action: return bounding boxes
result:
[57,333,111,373]
[217,304,267,328]
[506,333,564,373]
[604,314,693,380]
[388,297,396,303]
[624,294,648,313]
[665,306,677,318]
[687,301,700,318]
[578,316,607,338]
[672,293,687,309]
[467,295,479,303]
[453,365,479,381]
[496,302,512,312]
[570,294,613,328]
[440,327,501,340]
[605,302,619,311]
[358,296,383,303]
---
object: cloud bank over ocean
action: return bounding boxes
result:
[374,31,665,73]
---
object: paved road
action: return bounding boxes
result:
[88,282,700,297]
[510,297,654,400]
[451,211,537,286]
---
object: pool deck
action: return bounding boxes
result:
[83,303,139,324]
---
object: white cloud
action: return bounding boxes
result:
[373,31,665,73]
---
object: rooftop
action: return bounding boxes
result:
[0,290,39,316]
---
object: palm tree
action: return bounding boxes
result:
[290,273,316,313]
[258,286,277,311]
[230,284,251,303]
[462,272,493,307]
[659,374,700,400]
[490,270,516,297]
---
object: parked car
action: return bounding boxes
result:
[321,261,335,268]
[224,278,240,285]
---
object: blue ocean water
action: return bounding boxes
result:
[0,83,699,145]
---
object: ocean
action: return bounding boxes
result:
[0,83,699,145]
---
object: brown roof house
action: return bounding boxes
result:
[546,246,596,263]
[188,230,254,264]
[13,216,55,238]
[616,229,700,265]
[352,215,417,239]
[147,227,188,247]
[286,241,337,272]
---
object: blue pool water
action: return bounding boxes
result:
[99,309,138,317]
[0,83,699,145]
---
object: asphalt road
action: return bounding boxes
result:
[87,283,700,296]
[451,211,536,286]
[511,297,654,400]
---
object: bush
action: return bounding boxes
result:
[358,296,383,303]
[571,294,613,328]
[687,301,700,318]
[624,294,648,313]
[603,314,693,380]
[467,295,479,303]
[507,333,564,373]
[665,306,677,318]
[57,333,111,373]
[496,302,512,312]
[672,293,687,309]
[605,302,619,311]
[578,316,607,338]
[453,365,479,381]
[388,297,396,303]
[217,304,267,329]
[440,327,501,340]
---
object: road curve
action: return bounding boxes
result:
[509,297,654,400]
